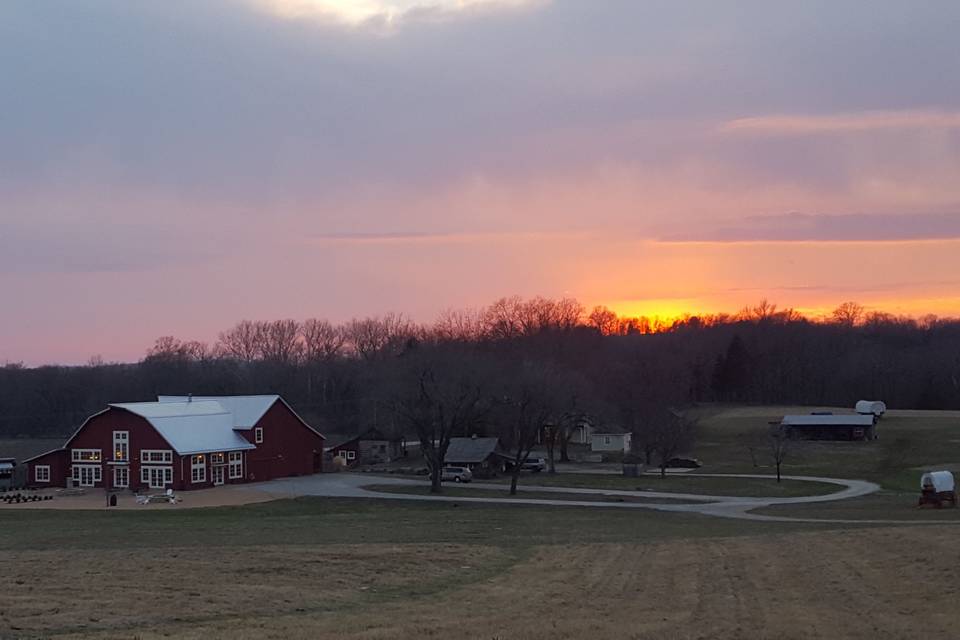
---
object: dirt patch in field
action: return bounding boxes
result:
[32,526,960,640]
[0,544,508,636]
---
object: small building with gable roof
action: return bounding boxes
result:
[777,414,877,441]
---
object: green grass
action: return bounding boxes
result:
[362,484,704,504]
[690,407,960,491]
[753,491,960,521]
[482,472,839,497]
[0,496,848,553]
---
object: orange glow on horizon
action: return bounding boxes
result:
[604,298,714,324]
[600,297,960,325]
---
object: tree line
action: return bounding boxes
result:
[3,296,960,490]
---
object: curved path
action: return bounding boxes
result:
[243,472,931,524]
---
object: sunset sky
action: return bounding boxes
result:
[2,1,960,364]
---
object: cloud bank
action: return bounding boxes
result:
[1,0,959,362]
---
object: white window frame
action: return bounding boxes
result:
[255,427,263,444]
[141,465,172,489]
[346,450,356,461]
[113,431,129,461]
[72,464,102,487]
[211,452,225,465]
[141,449,173,464]
[114,466,129,488]
[35,465,51,483]
[228,451,243,479]
[72,448,102,462]
[191,454,206,483]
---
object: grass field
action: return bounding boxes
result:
[689,406,960,491]
[2,498,960,639]
[3,406,960,638]
[362,483,705,503]
[756,491,960,521]
[483,471,839,497]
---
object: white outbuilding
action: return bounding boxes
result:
[855,400,886,417]
[591,432,632,453]
[921,470,955,493]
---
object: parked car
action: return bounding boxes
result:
[665,457,702,468]
[441,466,473,483]
[521,457,547,472]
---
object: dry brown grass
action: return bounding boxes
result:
[1,544,509,637]
[9,527,960,639]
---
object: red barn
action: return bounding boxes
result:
[24,395,324,491]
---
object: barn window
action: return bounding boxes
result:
[211,452,225,464]
[142,466,172,489]
[191,455,206,483]
[35,465,50,482]
[114,466,129,488]
[72,449,101,462]
[141,450,173,464]
[228,451,243,479]
[72,465,101,487]
[113,431,129,461]
[346,451,356,460]
[255,427,264,444]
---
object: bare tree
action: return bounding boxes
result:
[216,320,264,361]
[495,361,562,495]
[432,307,485,342]
[482,296,525,339]
[393,346,491,493]
[480,296,584,340]
[146,336,210,362]
[345,313,415,360]
[769,424,789,482]
[650,410,698,479]
[588,305,619,335]
[301,318,345,362]
[831,301,865,327]
[259,319,302,364]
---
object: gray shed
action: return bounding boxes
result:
[444,437,503,475]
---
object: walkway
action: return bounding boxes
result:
[246,472,914,523]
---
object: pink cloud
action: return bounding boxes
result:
[720,110,960,136]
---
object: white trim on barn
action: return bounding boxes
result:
[141,449,174,464]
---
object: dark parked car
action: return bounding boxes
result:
[665,457,702,468]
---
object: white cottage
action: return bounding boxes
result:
[591,432,632,453]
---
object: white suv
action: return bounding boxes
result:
[441,466,473,483]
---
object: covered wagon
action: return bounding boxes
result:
[855,400,886,418]
[918,470,957,508]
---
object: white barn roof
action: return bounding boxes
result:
[855,400,887,416]
[158,395,278,429]
[112,401,256,455]
[781,414,875,427]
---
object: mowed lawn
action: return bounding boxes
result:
[362,483,706,503]
[688,406,960,490]
[482,471,838,497]
[3,498,960,639]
